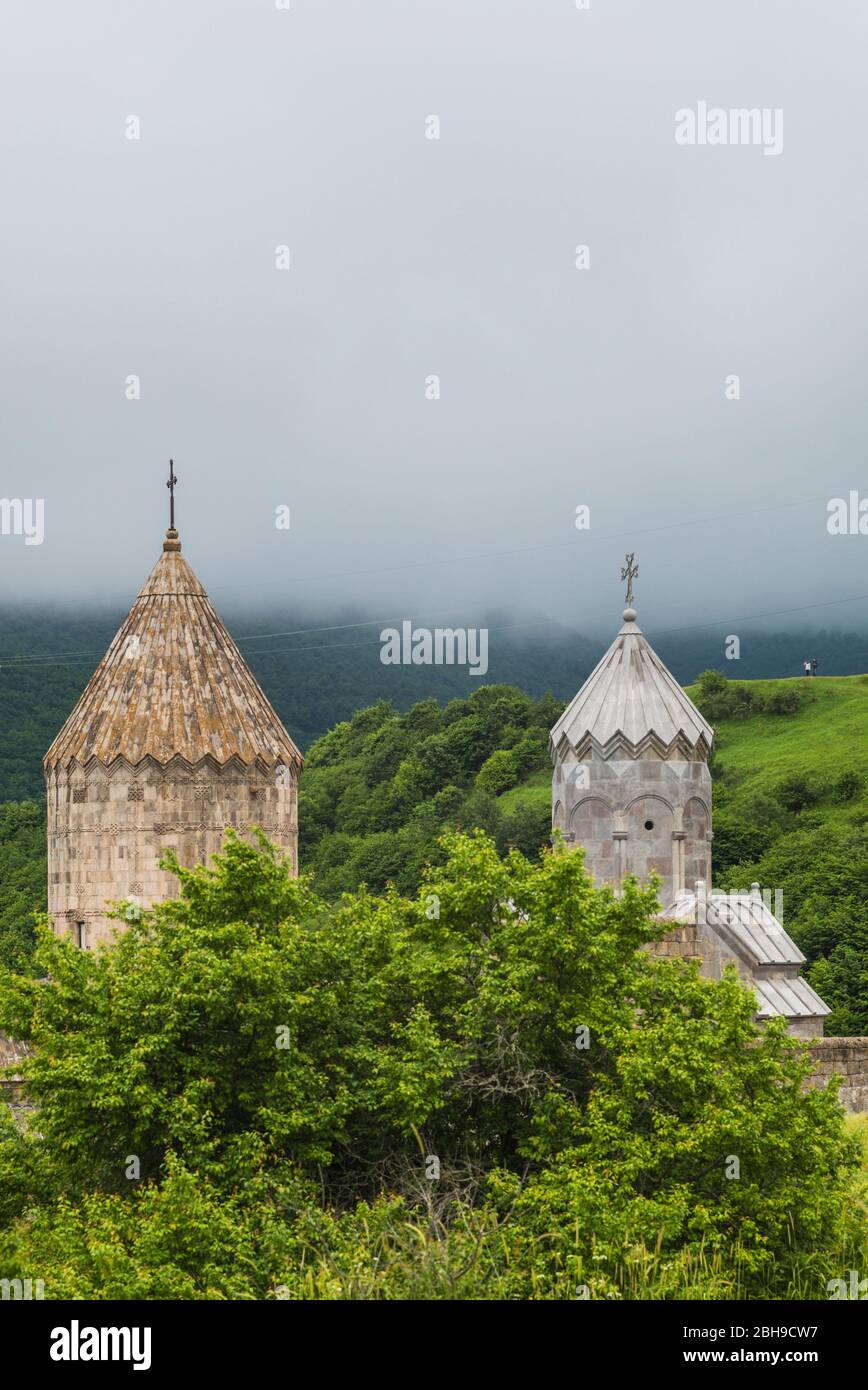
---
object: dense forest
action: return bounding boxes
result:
[299,685,557,897]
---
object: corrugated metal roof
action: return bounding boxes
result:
[663,888,830,1021]
[550,608,713,757]
[45,534,303,772]
[707,895,804,966]
[666,890,806,967]
[754,975,831,1018]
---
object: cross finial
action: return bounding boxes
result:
[167,458,178,530]
[620,552,638,607]
[163,459,181,552]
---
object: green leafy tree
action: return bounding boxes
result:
[0,830,861,1300]
[475,749,520,796]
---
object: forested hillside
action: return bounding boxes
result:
[0,800,44,971]
[2,654,867,1035]
[0,607,596,800]
[299,685,559,897]
[2,603,868,799]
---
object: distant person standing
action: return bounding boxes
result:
[812,657,818,675]
[803,660,811,676]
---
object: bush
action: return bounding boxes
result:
[509,728,548,775]
[766,686,803,715]
[475,749,520,796]
[694,670,756,722]
[695,669,728,697]
[833,770,863,803]
[709,811,777,876]
[695,675,804,722]
[494,802,551,859]
[775,774,822,814]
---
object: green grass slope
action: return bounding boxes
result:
[691,675,868,795]
[695,676,868,1035]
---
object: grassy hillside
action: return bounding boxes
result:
[689,675,868,1035]
[693,675,868,795]
[495,766,550,815]
[498,676,868,805]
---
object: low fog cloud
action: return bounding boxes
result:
[1,0,866,638]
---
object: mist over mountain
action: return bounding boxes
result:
[2,599,865,802]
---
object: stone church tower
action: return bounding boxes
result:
[551,559,830,1038]
[44,520,302,946]
[550,593,713,907]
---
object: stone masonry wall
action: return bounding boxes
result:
[553,752,712,908]
[805,1037,868,1114]
[46,755,299,946]
[649,918,748,983]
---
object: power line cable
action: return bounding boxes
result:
[0,494,857,667]
[3,592,868,668]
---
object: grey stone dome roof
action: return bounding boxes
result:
[550,608,713,759]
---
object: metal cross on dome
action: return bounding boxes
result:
[621,552,638,606]
[166,458,178,530]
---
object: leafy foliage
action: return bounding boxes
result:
[0,800,44,972]
[694,668,809,723]
[699,675,868,1035]
[0,832,862,1300]
[299,685,559,896]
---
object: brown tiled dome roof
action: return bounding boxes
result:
[45,532,303,772]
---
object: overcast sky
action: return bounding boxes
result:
[1,0,867,637]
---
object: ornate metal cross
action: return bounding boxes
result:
[166,458,178,529]
[621,552,638,606]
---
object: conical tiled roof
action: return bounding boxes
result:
[550,606,713,759]
[45,530,303,772]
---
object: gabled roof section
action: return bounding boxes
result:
[662,884,831,1021]
[45,531,303,772]
[665,887,806,968]
[550,606,713,759]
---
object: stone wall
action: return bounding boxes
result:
[805,1037,868,1114]
[46,753,299,946]
[552,752,712,907]
[0,1034,28,1103]
[649,917,748,983]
